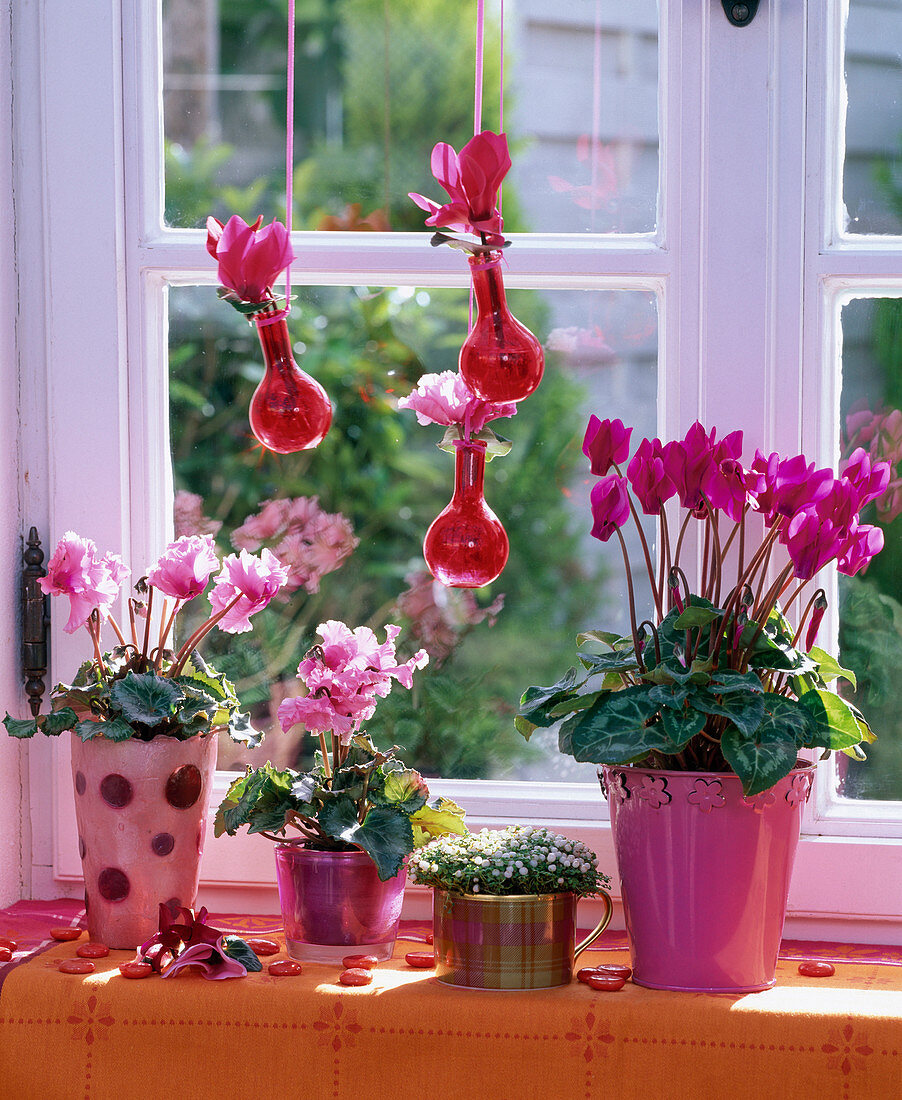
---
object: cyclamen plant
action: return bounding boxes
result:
[214,620,467,880]
[397,368,516,453]
[518,418,891,796]
[4,532,288,744]
[409,826,609,899]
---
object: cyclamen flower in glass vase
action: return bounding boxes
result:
[206,214,332,453]
[398,370,516,588]
[518,417,890,796]
[4,531,288,744]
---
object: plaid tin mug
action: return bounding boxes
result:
[433,888,614,990]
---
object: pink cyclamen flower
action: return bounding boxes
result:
[397,370,516,436]
[661,422,718,513]
[582,415,632,476]
[783,511,845,581]
[408,131,511,241]
[837,523,884,577]
[769,453,835,521]
[839,447,892,511]
[146,535,220,601]
[205,214,294,303]
[173,490,222,539]
[38,532,129,634]
[589,476,630,542]
[626,437,676,515]
[208,548,289,633]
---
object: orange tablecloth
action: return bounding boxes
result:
[1,901,900,1099]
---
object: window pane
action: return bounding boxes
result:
[162,0,660,234]
[838,295,902,800]
[167,283,658,781]
[842,0,902,235]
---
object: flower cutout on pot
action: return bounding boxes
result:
[636,775,670,809]
[686,779,725,814]
[785,773,813,806]
[607,771,630,804]
[742,789,777,814]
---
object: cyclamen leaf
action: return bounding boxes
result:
[319,800,413,881]
[221,937,262,973]
[693,688,765,737]
[674,606,723,629]
[373,768,429,815]
[798,689,871,750]
[3,715,39,738]
[557,686,663,764]
[109,672,184,726]
[410,797,468,847]
[576,630,624,649]
[227,709,263,748]
[659,706,707,751]
[721,722,800,797]
[807,647,857,691]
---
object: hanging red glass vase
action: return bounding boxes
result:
[424,439,509,588]
[458,252,544,404]
[249,305,332,453]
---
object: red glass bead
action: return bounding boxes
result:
[77,942,110,959]
[119,961,153,979]
[424,440,509,588]
[268,960,303,976]
[405,952,435,969]
[245,938,280,957]
[0,937,17,952]
[342,954,379,970]
[339,967,373,986]
[585,972,626,991]
[50,928,83,942]
[595,963,632,980]
[0,947,11,963]
[798,960,835,977]
[59,959,96,975]
[250,309,332,453]
[459,253,544,404]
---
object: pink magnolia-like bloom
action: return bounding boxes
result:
[409,131,511,240]
[38,532,129,634]
[582,415,632,476]
[279,621,428,743]
[783,511,844,581]
[146,535,220,602]
[397,370,517,436]
[206,214,294,303]
[589,476,630,542]
[208,548,289,633]
[173,490,222,539]
[626,437,676,515]
[837,522,884,577]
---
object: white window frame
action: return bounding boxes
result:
[16,0,902,940]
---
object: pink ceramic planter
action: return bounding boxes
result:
[602,762,815,993]
[274,845,407,964]
[70,731,218,949]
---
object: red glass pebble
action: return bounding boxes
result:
[119,961,152,979]
[405,952,435,969]
[74,771,86,796]
[151,832,175,856]
[59,958,95,975]
[595,963,632,980]
[577,967,600,984]
[0,937,17,951]
[0,947,12,963]
[339,968,373,986]
[425,932,434,945]
[585,973,626,991]
[77,942,109,959]
[50,928,83,942]
[245,938,280,957]
[342,954,378,970]
[165,764,202,809]
[98,866,130,902]
[100,772,133,808]
[798,960,835,977]
[268,960,303,977]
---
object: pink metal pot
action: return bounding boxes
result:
[602,762,815,993]
[71,731,218,949]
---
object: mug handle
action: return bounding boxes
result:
[574,889,613,960]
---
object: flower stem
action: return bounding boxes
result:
[169,593,245,677]
[615,527,644,671]
[616,463,663,619]
[319,732,332,780]
[140,587,155,671]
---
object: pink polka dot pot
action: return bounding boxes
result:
[70,731,218,949]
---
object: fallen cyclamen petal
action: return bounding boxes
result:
[162,939,247,981]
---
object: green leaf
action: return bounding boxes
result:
[214,764,295,838]
[91,716,137,742]
[3,714,39,738]
[798,689,871,750]
[514,714,537,741]
[674,606,723,629]
[109,672,184,726]
[221,936,262,972]
[227,709,263,749]
[372,767,429,814]
[319,800,414,881]
[576,630,624,648]
[659,706,707,751]
[577,649,641,676]
[808,647,857,691]
[708,670,765,695]
[409,797,468,847]
[436,425,511,461]
[74,719,107,742]
[557,685,664,764]
[721,720,801,797]
[694,687,765,737]
[647,683,692,708]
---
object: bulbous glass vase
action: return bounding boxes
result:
[424,439,509,588]
[458,252,544,404]
[249,306,332,453]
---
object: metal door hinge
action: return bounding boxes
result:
[721,0,760,27]
[22,527,50,716]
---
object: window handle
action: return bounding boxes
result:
[721,0,760,27]
[22,527,50,717]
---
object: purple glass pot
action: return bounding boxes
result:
[602,761,815,993]
[274,845,407,964]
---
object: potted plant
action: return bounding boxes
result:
[4,531,288,948]
[410,825,611,990]
[214,619,467,963]
[518,418,889,992]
